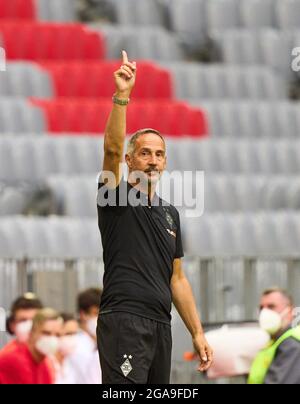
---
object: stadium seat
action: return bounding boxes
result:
[206,0,241,33]
[96,25,183,61]
[36,0,77,22]
[277,0,300,29]
[0,22,105,61]
[197,100,300,138]
[165,63,287,100]
[40,61,173,99]
[240,0,276,29]
[0,0,35,20]
[30,99,209,136]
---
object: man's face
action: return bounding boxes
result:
[30,319,63,348]
[61,320,79,337]
[126,133,167,187]
[260,292,294,329]
[11,309,39,335]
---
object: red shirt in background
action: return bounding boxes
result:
[0,342,54,384]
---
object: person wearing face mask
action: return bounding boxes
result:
[248,287,300,384]
[0,308,62,384]
[2,293,43,354]
[68,288,102,384]
[53,313,79,385]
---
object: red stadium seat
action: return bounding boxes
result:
[30,99,209,137]
[40,61,173,99]
[0,0,35,20]
[0,22,105,60]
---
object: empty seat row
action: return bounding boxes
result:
[0,136,102,183]
[40,61,174,99]
[167,0,300,44]
[165,138,300,174]
[0,21,105,60]
[196,100,300,138]
[0,216,102,258]
[30,98,208,136]
[181,212,300,257]
[36,0,77,22]
[0,61,173,99]
[0,62,53,97]
[94,25,184,61]
[0,0,35,20]
[45,174,300,218]
[0,99,45,133]
[1,212,300,258]
[213,29,299,78]
[1,136,300,183]
[164,63,287,100]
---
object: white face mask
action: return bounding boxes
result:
[259,308,286,336]
[36,336,59,357]
[59,335,77,357]
[15,320,33,343]
[86,317,98,338]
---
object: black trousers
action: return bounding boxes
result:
[97,312,172,384]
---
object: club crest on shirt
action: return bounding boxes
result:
[121,354,133,377]
[165,211,174,228]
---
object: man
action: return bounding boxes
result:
[0,308,62,384]
[248,287,300,384]
[68,288,102,384]
[97,50,213,384]
[3,293,43,354]
[55,313,79,384]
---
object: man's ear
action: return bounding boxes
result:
[125,153,132,169]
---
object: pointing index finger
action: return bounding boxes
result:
[122,50,129,64]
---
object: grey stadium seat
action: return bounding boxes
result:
[0,99,46,134]
[107,0,165,26]
[276,0,300,30]
[37,0,77,22]
[0,217,102,259]
[1,63,54,98]
[196,100,300,138]
[168,0,207,48]
[93,25,184,61]
[206,0,241,34]
[164,63,286,99]
[240,0,276,29]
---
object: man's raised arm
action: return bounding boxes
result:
[101,51,136,189]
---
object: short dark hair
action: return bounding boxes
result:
[77,288,102,313]
[127,128,165,155]
[60,313,76,323]
[10,293,43,319]
[262,287,294,306]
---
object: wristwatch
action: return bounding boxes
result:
[112,95,130,106]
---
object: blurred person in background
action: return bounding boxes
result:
[68,288,102,384]
[54,313,79,384]
[248,287,300,384]
[2,293,43,354]
[0,308,62,384]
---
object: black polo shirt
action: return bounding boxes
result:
[97,177,184,325]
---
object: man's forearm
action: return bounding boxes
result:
[104,92,130,156]
[172,277,204,339]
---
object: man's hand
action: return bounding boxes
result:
[114,50,137,98]
[193,333,213,372]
